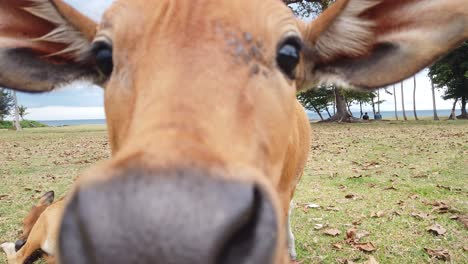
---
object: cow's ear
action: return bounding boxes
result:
[0,0,103,93]
[297,0,468,90]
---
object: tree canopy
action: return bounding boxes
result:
[0,88,13,121]
[428,42,468,117]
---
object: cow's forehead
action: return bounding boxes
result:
[100,0,299,45]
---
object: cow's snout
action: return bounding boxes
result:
[59,169,278,264]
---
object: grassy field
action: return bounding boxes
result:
[0,121,467,263]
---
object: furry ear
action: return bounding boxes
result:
[298,0,468,90]
[0,0,102,93]
[39,191,55,206]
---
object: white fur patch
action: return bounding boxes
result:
[23,0,91,60]
[41,236,55,256]
[0,242,16,257]
[287,200,297,260]
[315,0,381,60]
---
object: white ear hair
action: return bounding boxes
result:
[315,0,379,60]
[24,0,92,60]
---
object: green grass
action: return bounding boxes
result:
[0,121,467,264]
[0,120,47,129]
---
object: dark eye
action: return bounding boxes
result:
[276,37,302,79]
[92,42,113,77]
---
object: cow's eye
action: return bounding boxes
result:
[276,37,302,80]
[92,42,113,77]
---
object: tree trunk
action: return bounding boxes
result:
[359,102,363,118]
[371,97,376,116]
[377,89,381,113]
[393,84,399,120]
[401,81,407,120]
[312,105,324,121]
[328,87,353,122]
[325,108,332,118]
[12,91,22,131]
[459,96,467,119]
[448,98,458,120]
[413,75,419,120]
[431,81,439,121]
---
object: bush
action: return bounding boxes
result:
[0,120,47,129]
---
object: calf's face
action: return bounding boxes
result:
[0,0,466,263]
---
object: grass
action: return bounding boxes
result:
[0,121,467,263]
[0,120,47,129]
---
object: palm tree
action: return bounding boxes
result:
[413,75,419,120]
[431,81,440,120]
[12,91,22,131]
[393,84,399,120]
[18,105,28,120]
[401,81,408,121]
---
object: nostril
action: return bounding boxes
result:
[216,187,277,264]
[15,239,26,251]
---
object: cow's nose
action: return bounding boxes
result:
[58,169,278,264]
[14,239,26,251]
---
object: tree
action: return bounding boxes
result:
[0,88,13,121]
[393,84,399,120]
[297,86,334,121]
[18,105,29,120]
[400,81,408,121]
[12,91,22,131]
[430,79,440,121]
[429,42,468,119]
[412,75,419,120]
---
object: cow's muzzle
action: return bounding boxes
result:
[58,169,278,264]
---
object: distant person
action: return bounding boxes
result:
[374,112,382,120]
[363,112,369,120]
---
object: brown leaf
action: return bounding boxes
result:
[411,212,430,220]
[338,184,347,190]
[354,242,376,252]
[326,205,340,211]
[332,243,343,250]
[346,228,357,241]
[345,194,358,199]
[356,230,370,240]
[384,186,397,191]
[352,220,362,226]
[424,248,451,261]
[460,216,468,229]
[409,194,419,200]
[427,223,447,236]
[0,194,8,200]
[370,211,385,218]
[365,256,379,264]
[314,224,324,230]
[324,228,341,237]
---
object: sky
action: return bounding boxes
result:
[14,0,458,120]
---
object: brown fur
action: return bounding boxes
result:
[0,0,467,263]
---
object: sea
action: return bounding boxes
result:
[38,109,457,127]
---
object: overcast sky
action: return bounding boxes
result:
[16,0,458,120]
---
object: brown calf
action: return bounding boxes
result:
[0,0,466,263]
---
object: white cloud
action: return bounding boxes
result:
[27,106,105,121]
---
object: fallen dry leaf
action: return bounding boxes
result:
[370,211,385,218]
[324,228,341,237]
[354,242,376,252]
[384,186,397,191]
[326,205,340,211]
[449,215,468,229]
[356,230,370,240]
[346,228,357,241]
[409,194,419,200]
[427,223,447,236]
[424,248,451,261]
[0,194,8,200]
[365,256,379,264]
[314,224,324,230]
[332,243,343,250]
[411,212,430,220]
[305,203,321,209]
